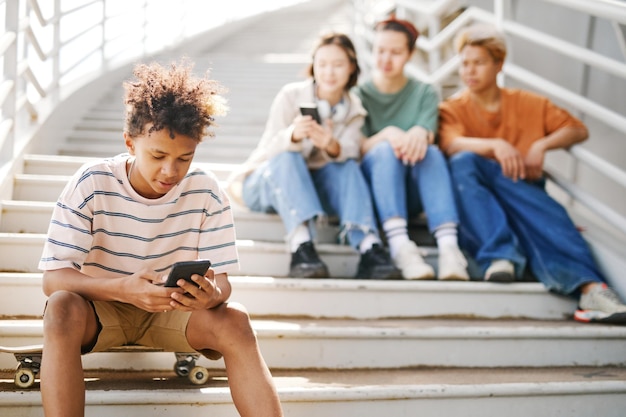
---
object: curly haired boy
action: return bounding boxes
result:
[38,60,284,416]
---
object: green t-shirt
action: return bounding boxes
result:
[353,77,439,137]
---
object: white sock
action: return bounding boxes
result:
[383,217,410,259]
[434,223,459,249]
[359,233,379,254]
[289,223,311,252]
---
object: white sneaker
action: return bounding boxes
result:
[393,240,435,280]
[575,283,626,324]
[438,246,469,281]
[484,259,515,282]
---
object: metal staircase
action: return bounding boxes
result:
[1,0,626,416]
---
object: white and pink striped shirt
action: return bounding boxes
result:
[39,154,239,278]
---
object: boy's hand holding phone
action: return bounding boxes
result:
[164,260,212,287]
[163,260,223,311]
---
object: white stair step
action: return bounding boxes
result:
[1,198,430,244]
[57,143,251,163]
[0,273,578,320]
[1,318,625,369]
[1,368,625,417]
[22,154,237,179]
[0,233,397,276]
[71,122,264,138]
[23,154,99,175]
[0,200,298,241]
[0,233,45,273]
[0,201,54,233]
[229,276,577,320]
[81,109,269,126]
[65,130,260,148]
[12,174,72,202]
[12,174,231,202]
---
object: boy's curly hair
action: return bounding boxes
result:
[123,59,228,141]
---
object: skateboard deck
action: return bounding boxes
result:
[0,344,210,388]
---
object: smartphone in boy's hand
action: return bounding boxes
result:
[299,103,321,124]
[164,260,212,287]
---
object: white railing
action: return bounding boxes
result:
[352,0,626,238]
[0,0,302,176]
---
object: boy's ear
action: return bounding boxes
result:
[124,132,135,155]
[496,59,504,73]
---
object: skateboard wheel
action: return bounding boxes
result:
[15,368,35,388]
[188,366,209,385]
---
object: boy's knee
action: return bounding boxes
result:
[448,151,482,175]
[199,302,257,346]
[220,302,256,340]
[449,151,478,166]
[44,291,91,330]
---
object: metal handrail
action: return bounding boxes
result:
[352,0,626,237]
[0,0,299,172]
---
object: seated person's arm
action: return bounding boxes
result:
[447,136,528,182]
[525,125,588,180]
[42,268,138,301]
[360,125,406,155]
[42,267,183,313]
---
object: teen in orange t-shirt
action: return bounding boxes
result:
[438,24,626,324]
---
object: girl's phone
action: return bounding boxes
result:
[164,260,211,287]
[299,103,321,124]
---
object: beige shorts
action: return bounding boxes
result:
[90,301,195,353]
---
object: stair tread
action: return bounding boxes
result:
[1,366,625,395]
[3,317,625,336]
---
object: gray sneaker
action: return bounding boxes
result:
[575,284,626,324]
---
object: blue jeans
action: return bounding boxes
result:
[448,151,604,295]
[360,141,459,232]
[242,152,379,249]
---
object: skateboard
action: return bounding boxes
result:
[0,344,210,388]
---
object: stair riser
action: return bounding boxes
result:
[0,235,44,273]
[67,131,262,145]
[0,236,373,277]
[0,204,53,234]
[1,326,624,369]
[12,177,69,202]
[0,203,333,243]
[0,275,578,319]
[58,145,252,164]
[3,386,626,417]
[23,157,235,180]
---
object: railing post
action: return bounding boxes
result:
[101,0,106,70]
[494,0,507,87]
[1,0,19,164]
[51,0,61,103]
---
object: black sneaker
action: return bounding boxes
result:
[289,241,329,278]
[356,244,402,280]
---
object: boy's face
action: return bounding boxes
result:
[459,45,503,94]
[124,126,198,199]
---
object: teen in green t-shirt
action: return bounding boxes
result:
[354,18,469,281]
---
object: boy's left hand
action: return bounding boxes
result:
[168,268,223,311]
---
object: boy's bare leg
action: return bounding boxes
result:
[41,291,99,417]
[187,303,283,417]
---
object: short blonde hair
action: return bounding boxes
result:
[454,24,507,62]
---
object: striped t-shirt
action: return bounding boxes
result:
[39,153,239,278]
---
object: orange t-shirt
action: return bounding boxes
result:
[438,88,586,157]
